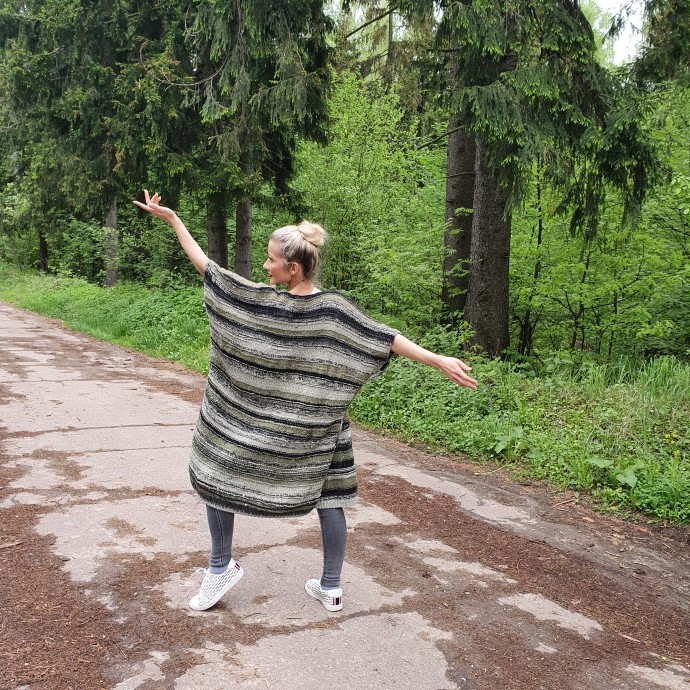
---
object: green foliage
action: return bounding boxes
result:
[189,0,333,198]
[509,83,690,360]
[292,73,445,327]
[633,0,690,84]
[510,193,672,358]
[117,199,205,287]
[51,219,107,283]
[402,0,659,229]
[1,0,174,209]
[334,4,444,135]
[391,0,661,357]
[0,264,209,372]
[351,338,690,523]
[0,0,202,284]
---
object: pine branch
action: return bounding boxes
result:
[417,126,463,150]
[345,6,398,39]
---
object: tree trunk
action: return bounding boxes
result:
[442,119,475,321]
[465,140,511,357]
[608,291,618,359]
[207,191,228,269]
[38,230,48,272]
[235,153,253,279]
[235,198,252,279]
[105,197,118,287]
[517,176,544,356]
[570,250,590,350]
[383,7,395,90]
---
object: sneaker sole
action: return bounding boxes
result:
[189,565,244,611]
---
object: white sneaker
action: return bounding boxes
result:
[189,561,244,611]
[305,579,343,612]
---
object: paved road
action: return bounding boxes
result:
[1,302,689,690]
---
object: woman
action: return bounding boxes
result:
[133,190,477,613]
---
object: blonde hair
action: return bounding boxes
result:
[270,220,326,281]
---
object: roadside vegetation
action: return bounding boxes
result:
[1,264,688,523]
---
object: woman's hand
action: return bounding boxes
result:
[434,355,477,390]
[390,334,477,391]
[132,190,178,225]
[132,188,209,276]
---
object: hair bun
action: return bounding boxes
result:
[297,220,326,248]
[269,220,326,281]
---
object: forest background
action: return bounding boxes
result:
[0,0,688,522]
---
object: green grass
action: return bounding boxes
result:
[0,265,210,373]
[351,347,690,522]
[2,264,688,523]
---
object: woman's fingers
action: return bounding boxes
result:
[440,357,477,390]
[132,198,161,218]
[458,362,478,388]
[133,190,164,217]
[456,370,477,390]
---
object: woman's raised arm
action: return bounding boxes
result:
[133,190,209,276]
[390,333,477,390]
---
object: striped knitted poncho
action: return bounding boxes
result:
[189,261,398,517]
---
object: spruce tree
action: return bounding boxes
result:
[618,0,690,84]
[187,0,332,277]
[0,0,193,282]
[401,0,658,356]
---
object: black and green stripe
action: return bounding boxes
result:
[189,261,397,517]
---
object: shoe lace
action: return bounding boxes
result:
[194,566,237,601]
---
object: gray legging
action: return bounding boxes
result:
[206,504,347,589]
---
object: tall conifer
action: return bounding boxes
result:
[187,0,332,277]
[401,0,658,355]
[0,0,192,282]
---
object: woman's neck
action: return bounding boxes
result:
[287,276,314,295]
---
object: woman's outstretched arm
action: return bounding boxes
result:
[133,190,209,276]
[390,334,477,390]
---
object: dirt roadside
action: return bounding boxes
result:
[1,302,689,690]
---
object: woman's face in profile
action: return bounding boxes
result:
[263,240,293,286]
